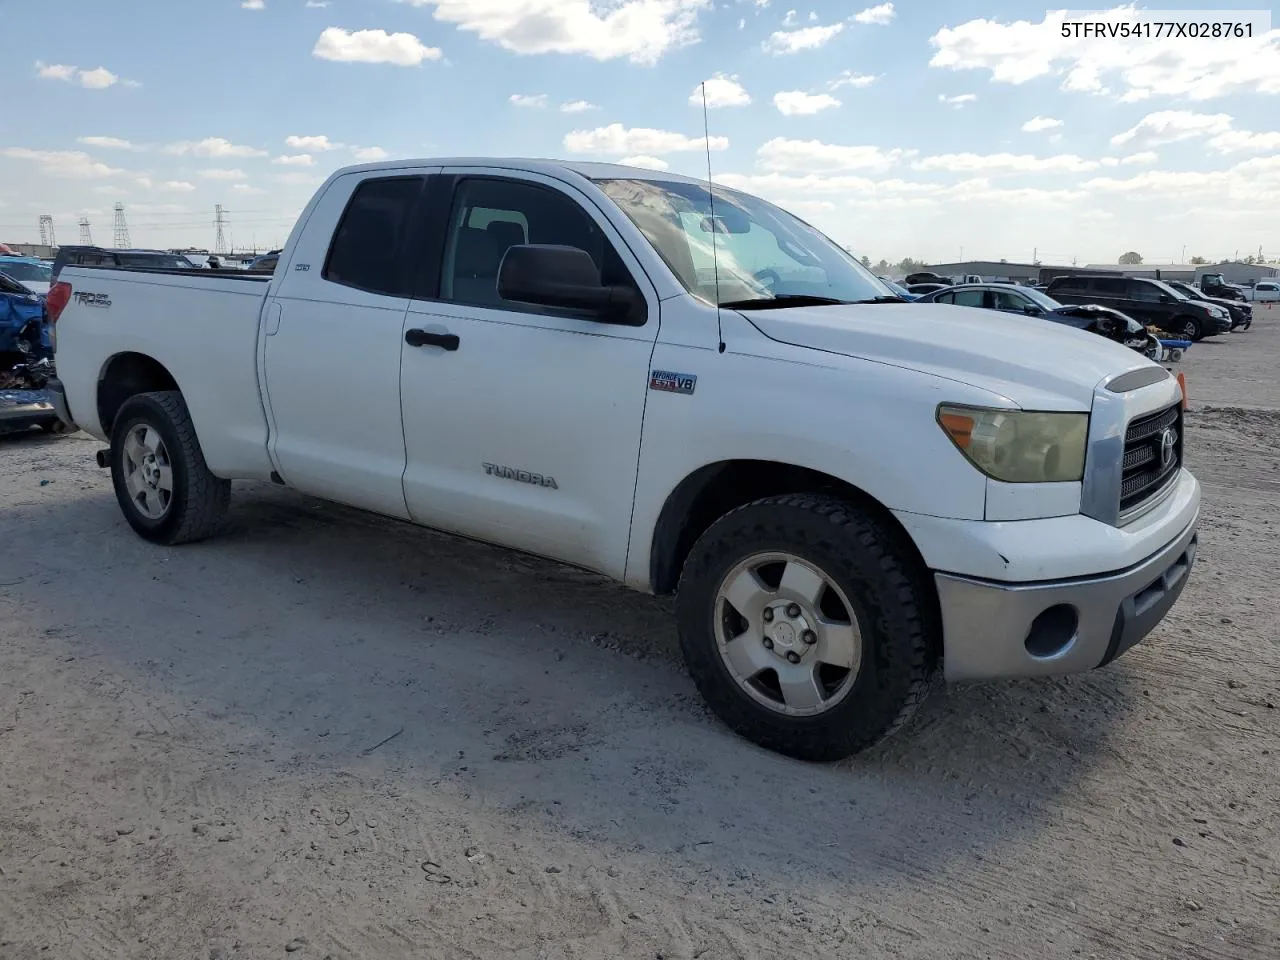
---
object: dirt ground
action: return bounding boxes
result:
[2,311,1278,960]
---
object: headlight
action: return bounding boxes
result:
[937,405,1089,483]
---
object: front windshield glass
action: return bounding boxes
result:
[0,261,52,283]
[1020,286,1061,310]
[1150,279,1188,300]
[594,177,892,306]
[879,277,913,298]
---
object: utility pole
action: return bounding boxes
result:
[112,203,131,248]
[213,205,229,255]
[1181,244,1186,263]
[79,217,94,245]
[39,215,56,248]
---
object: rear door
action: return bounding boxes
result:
[398,169,660,577]
[1119,279,1165,328]
[260,168,439,518]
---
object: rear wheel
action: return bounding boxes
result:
[109,390,230,545]
[675,494,937,762]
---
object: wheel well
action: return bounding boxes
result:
[97,352,179,436]
[649,460,937,609]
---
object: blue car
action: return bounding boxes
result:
[876,276,918,300]
[1,268,62,433]
[0,256,53,297]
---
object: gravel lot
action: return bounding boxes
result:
[3,310,1278,960]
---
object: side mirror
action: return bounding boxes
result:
[1159,293,1172,303]
[497,244,642,324]
[1023,304,1043,315]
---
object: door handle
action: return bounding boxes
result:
[405,328,459,351]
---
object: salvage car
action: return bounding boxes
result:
[914,282,1162,359]
[0,273,62,434]
[46,157,1200,761]
[0,256,53,297]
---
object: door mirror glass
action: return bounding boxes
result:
[498,244,640,322]
[1023,304,1043,315]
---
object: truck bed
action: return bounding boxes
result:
[53,265,277,480]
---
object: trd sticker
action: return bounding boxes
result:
[649,370,697,395]
[73,292,112,308]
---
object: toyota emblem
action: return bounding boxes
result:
[1159,427,1177,468]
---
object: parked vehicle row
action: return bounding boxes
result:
[1045,274,1232,342]
[46,157,1200,762]
[912,282,1163,359]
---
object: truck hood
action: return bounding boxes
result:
[741,302,1152,410]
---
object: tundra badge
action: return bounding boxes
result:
[482,462,558,489]
[649,370,697,395]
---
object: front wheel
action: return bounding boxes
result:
[109,390,231,545]
[1176,316,1203,341]
[675,494,937,761]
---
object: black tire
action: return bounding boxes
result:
[109,390,230,545]
[675,494,938,762]
[1175,316,1203,341]
[39,417,71,434]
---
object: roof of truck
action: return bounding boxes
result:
[336,157,711,188]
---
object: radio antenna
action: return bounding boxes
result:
[701,81,726,354]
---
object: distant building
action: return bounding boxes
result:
[1084,263,1198,282]
[1194,260,1279,285]
[0,242,55,258]
[923,261,1048,283]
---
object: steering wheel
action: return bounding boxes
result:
[753,269,781,290]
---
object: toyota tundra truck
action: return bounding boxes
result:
[44,158,1200,761]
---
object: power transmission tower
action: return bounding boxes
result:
[39,215,56,248]
[112,203,131,248]
[79,217,94,245]
[213,204,228,254]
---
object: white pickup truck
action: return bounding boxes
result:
[46,158,1200,761]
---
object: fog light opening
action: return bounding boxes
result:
[1025,604,1079,659]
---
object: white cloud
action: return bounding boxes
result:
[853,3,895,25]
[939,93,977,107]
[509,93,548,108]
[1208,129,1280,154]
[692,73,751,107]
[560,100,597,113]
[564,123,728,155]
[1111,110,1232,148]
[232,183,268,194]
[911,152,1101,174]
[829,70,877,90]
[35,60,133,89]
[1021,116,1063,133]
[929,7,1280,102]
[242,0,265,9]
[620,155,670,171]
[77,136,138,150]
[352,146,389,161]
[199,169,248,180]
[159,180,197,193]
[1099,152,1158,166]
[34,61,77,81]
[163,138,268,158]
[763,22,843,54]
[773,91,841,116]
[273,154,315,166]
[396,0,708,64]
[286,135,342,151]
[0,147,124,179]
[312,27,442,66]
[756,137,916,173]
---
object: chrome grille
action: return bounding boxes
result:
[1120,403,1182,518]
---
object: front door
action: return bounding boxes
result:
[399,170,660,578]
[262,170,435,519]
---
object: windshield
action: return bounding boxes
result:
[594,177,892,306]
[1170,282,1204,300]
[1149,278,1189,300]
[0,261,51,283]
[878,277,913,298]
[1020,286,1062,310]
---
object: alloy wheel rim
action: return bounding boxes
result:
[122,424,174,520]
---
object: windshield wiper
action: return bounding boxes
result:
[719,294,852,310]
[848,295,906,304]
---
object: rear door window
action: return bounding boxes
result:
[951,289,986,307]
[323,176,426,297]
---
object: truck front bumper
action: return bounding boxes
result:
[933,511,1198,681]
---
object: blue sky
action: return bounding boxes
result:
[2,1,1278,264]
